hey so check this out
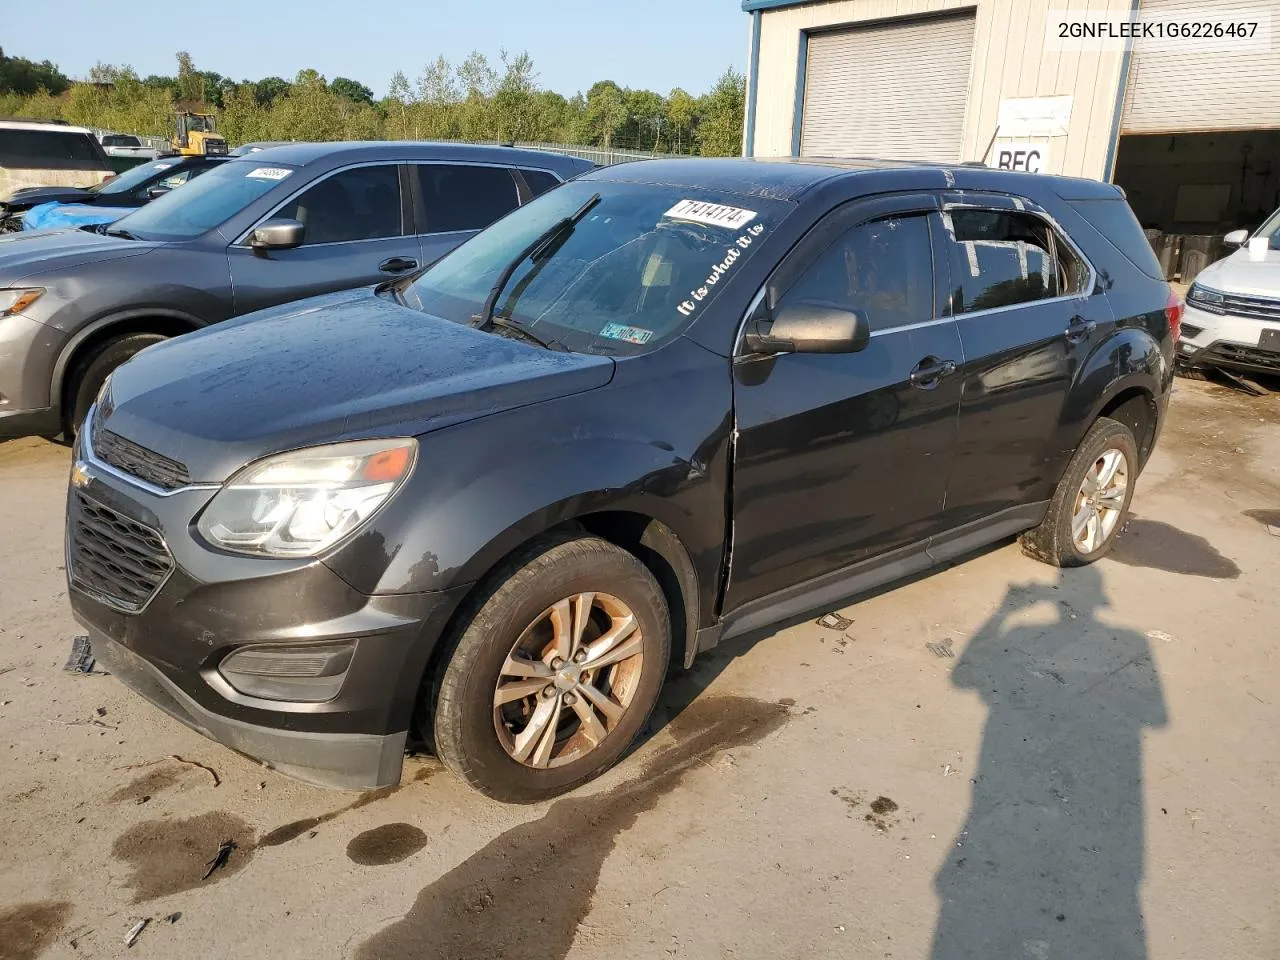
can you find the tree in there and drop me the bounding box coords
[385,70,414,138]
[626,88,666,150]
[330,76,374,105]
[175,51,202,104]
[0,48,70,95]
[696,67,746,157]
[666,87,696,154]
[457,51,496,101]
[585,80,627,148]
[416,56,456,105]
[253,76,291,107]
[492,50,538,142]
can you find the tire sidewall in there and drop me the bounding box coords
[437,539,670,802]
[68,334,167,435]
[1059,420,1138,564]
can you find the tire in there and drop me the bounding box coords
[430,535,670,802]
[1020,416,1138,568]
[65,333,167,437]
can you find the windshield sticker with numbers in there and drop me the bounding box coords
[663,199,758,231]
[245,167,292,181]
[599,322,654,345]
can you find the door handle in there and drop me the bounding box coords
[909,357,957,389]
[1065,315,1097,344]
[379,257,418,273]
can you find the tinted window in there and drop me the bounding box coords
[780,214,934,332]
[113,160,298,240]
[520,169,561,198]
[945,209,1061,313]
[93,158,185,195]
[416,164,518,233]
[102,135,141,147]
[1067,198,1164,280]
[0,129,107,170]
[403,181,792,356]
[276,165,403,245]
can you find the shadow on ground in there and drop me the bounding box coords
[931,564,1166,960]
[1108,517,1240,579]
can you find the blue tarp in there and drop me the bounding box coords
[23,201,134,231]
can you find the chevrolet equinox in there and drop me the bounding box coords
[66,158,1180,801]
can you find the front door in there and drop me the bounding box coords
[229,163,420,315]
[933,195,1113,530]
[726,195,964,610]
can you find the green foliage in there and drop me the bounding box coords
[0,48,749,156]
[0,48,70,97]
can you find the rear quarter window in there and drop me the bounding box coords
[1067,199,1164,281]
[0,129,109,171]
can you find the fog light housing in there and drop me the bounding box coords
[218,641,355,702]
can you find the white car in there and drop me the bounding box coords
[99,134,158,161]
[1179,211,1280,379]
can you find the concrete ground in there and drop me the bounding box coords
[0,378,1277,960]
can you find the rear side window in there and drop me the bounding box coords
[780,214,934,332]
[276,164,404,245]
[520,169,561,199]
[944,209,1069,313]
[0,129,108,170]
[1068,199,1165,280]
[416,164,519,233]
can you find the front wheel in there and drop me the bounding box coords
[65,333,168,438]
[430,536,670,802]
[1020,416,1138,567]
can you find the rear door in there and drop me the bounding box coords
[934,193,1111,531]
[410,163,523,268]
[726,193,965,610]
[228,162,419,315]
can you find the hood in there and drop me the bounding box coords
[23,201,129,232]
[1,185,93,211]
[99,288,616,483]
[0,226,157,284]
[1195,244,1280,298]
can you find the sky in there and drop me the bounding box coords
[5,0,749,98]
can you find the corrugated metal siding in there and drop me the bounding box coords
[1123,0,1280,134]
[800,13,977,160]
[750,0,1134,180]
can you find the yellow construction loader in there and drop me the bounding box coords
[171,112,228,156]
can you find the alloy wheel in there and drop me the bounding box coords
[493,592,645,769]
[1071,447,1129,554]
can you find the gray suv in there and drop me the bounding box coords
[0,142,592,439]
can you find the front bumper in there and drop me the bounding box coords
[1178,303,1280,376]
[66,440,468,790]
[0,313,64,438]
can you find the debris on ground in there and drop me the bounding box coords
[1268,525,1280,538]
[203,840,237,880]
[119,754,221,787]
[164,912,182,924]
[1146,630,1178,643]
[925,638,955,659]
[63,636,98,675]
[124,918,150,948]
[816,612,853,631]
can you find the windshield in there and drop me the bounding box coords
[402,181,791,355]
[112,160,296,240]
[1254,207,1280,248]
[91,158,183,195]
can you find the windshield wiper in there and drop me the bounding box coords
[105,226,140,240]
[472,192,601,332]
[488,315,565,351]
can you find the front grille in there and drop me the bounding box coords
[91,408,190,490]
[1201,293,1280,323]
[68,492,173,612]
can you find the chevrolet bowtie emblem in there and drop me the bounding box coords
[70,461,92,489]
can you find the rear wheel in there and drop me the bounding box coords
[65,333,167,437]
[430,536,670,802]
[1020,416,1137,567]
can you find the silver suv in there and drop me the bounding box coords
[1179,210,1280,379]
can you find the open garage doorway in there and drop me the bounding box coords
[1112,130,1280,283]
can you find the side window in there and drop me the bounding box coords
[416,164,519,233]
[779,214,934,332]
[275,165,403,245]
[945,208,1085,313]
[520,168,561,199]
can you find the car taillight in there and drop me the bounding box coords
[1166,287,1184,344]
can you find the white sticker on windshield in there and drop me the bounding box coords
[676,223,767,317]
[246,166,292,181]
[154,162,175,170]
[664,199,757,231]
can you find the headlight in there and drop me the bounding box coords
[0,288,44,317]
[197,438,417,557]
[1186,283,1224,312]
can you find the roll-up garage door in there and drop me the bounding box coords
[1123,0,1280,133]
[800,12,976,161]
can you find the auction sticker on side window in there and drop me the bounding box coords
[600,322,654,345]
[663,199,757,230]
[245,167,292,181]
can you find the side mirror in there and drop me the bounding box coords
[1224,229,1249,246]
[146,184,172,200]
[745,301,871,356]
[250,218,305,251]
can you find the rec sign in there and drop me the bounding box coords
[993,138,1052,173]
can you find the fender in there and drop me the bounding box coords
[49,305,208,411]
